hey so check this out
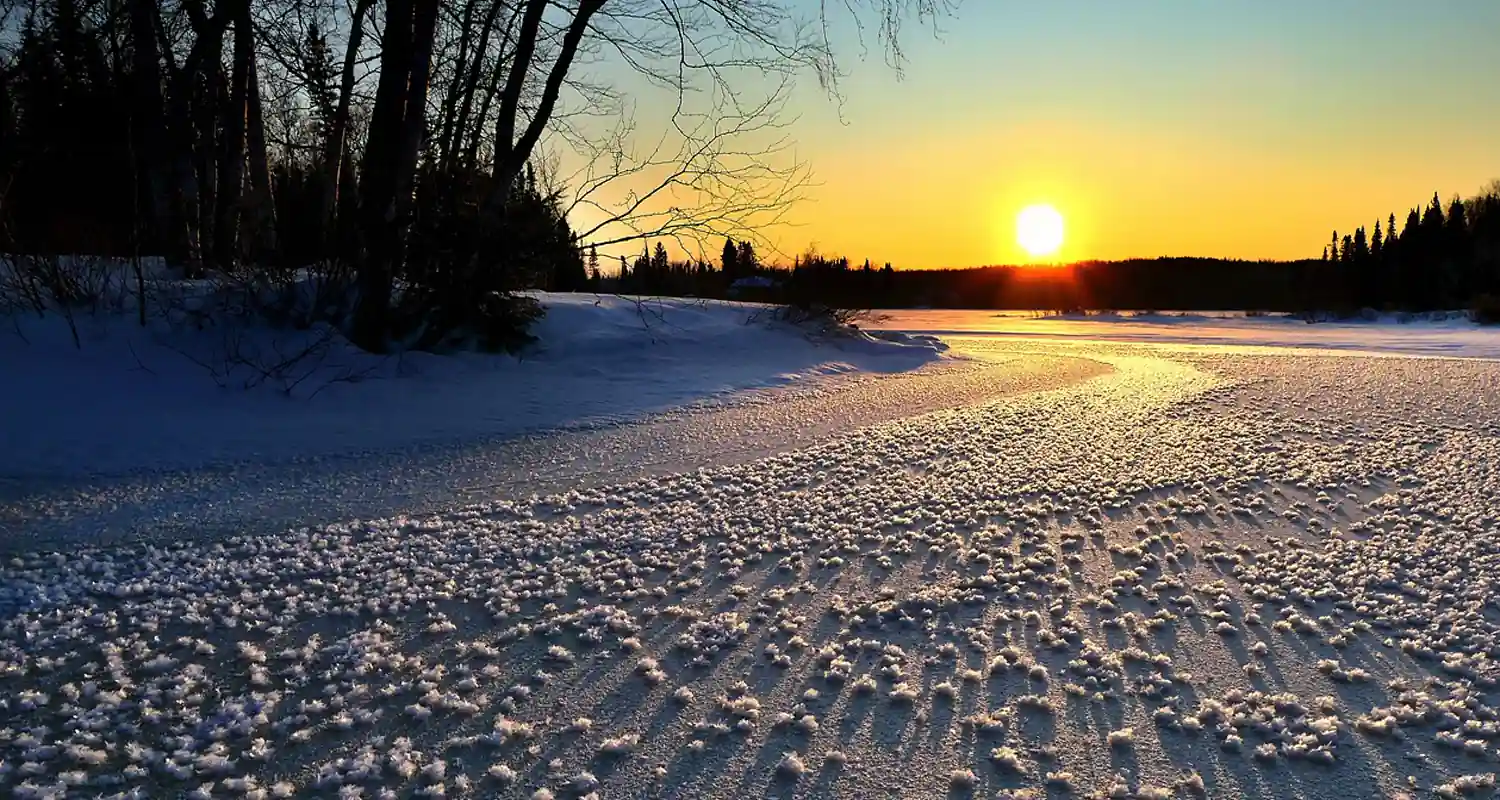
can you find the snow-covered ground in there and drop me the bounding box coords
[1,294,947,480]
[0,295,972,546]
[5,311,1500,799]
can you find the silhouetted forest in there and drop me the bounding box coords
[1320,187,1500,316]
[0,0,609,350]
[1,0,941,352]
[600,250,1341,314]
[612,181,1500,319]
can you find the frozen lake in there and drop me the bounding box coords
[4,308,1500,798]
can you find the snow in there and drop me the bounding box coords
[1,293,945,480]
[7,307,1500,797]
[872,308,1500,359]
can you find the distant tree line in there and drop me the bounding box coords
[680,183,1500,318]
[588,238,906,307]
[1323,185,1500,314]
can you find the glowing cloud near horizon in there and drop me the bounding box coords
[1016,204,1065,259]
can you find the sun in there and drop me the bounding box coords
[1016,204,1065,259]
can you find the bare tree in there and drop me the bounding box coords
[351,0,440,347]
[1,0,952,349]
[490,0,954,257]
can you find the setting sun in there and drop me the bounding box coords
[1016,204,1065,259]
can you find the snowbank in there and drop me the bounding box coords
[0,293,946,480]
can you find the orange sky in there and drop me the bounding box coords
[571,2,1500,269]
[792,119,1498,268]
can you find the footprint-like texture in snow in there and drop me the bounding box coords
[3,340,1500,799]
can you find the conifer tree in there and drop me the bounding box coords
[1423,193,1445,233]
[1446,196,1471,300]
[1403,208,1421,240]
[1400,208,1427,308]
[736,241,757,273]
[721,237,738,278]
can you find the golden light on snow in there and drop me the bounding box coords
[1016,204,1065,259]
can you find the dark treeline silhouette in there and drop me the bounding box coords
[625,185,1500,319]
[610,239,762,297]
[728,256,1335,313]
[1322,185,1500,316]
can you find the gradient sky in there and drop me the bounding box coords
[579,1,1500,268]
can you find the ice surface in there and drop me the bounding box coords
[4,312,1500,798]
[873,309,1500,359]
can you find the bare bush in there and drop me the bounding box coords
[747,301,881,339]
[0,254,386,397]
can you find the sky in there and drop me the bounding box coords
[574,1,1500,269]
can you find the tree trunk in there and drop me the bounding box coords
[127,0,171,253]
[491,0,603,201]
[195,54,223,271]
[215,8,251,268]
[319,0,372,259]
[245,53,276,258]
[352,0,420,349]
[490,0,548,180]
[456,1,520,172]
[435,0,480,173]
[160,0,239,277]
[395,0,440,207]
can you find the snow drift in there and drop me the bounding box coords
[0,292,947,479]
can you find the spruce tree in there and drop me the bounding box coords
[1401,208,1427,309]
[1447,196,1469,238]
[1371,221,1383,260]
[736,241,757,273]
[721,237,737,278]
[303,23,340,139]
[1446,196,1471,300]
[1423,193,1445,233]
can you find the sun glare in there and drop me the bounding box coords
[1016,204,1065,259]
